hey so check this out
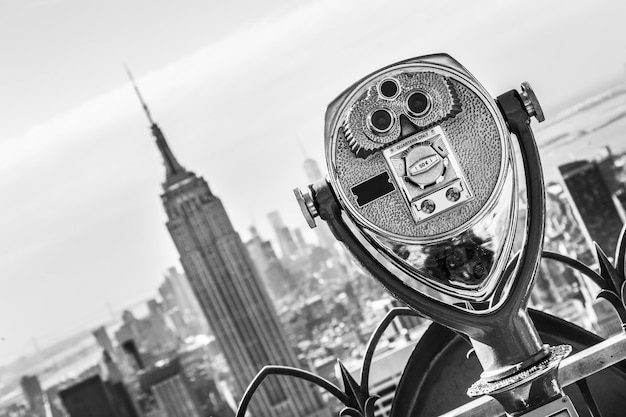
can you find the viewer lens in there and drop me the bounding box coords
[406,91,431,117]
[369,109,394,134]
[379,79,399,99]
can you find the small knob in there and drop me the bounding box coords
[520,82,545,123]
[294,187,318,228]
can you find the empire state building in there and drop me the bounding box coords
[129,74,326,417]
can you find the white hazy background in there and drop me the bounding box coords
[0,0,625,363]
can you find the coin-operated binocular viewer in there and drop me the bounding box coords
[237,54,626,417]
[293,53,576,416]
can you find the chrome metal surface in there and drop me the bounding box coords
[366,107,397,134]
[377,77,401,100]
[439,333,626,417]
[320,54,520,310]
[312,81,549,371]
[404,89,433,118]
[519,396,578,417]
[293,186,318,228]
[520,82,545,123]
[381,126,473,224]
[311,54,549,372]
[468,345,571,415]
[559,331,626,385]
[479,345,551,384]
[370,166,516,303]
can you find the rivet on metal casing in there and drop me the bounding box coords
[293,187,318,228]
[520,82,545,123]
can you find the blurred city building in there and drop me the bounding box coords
[59,373,138,417]
[140,358,202,417]
[159,267,211,339]
[115,303,179,364]
[532,185,595,307]
[303,157,324,184]
[527,181,624,337]
[93,326,121,363]
[177,344,234,417]
[44,386,69,417]
[267,210,302,260]
[344,338,420,417]
[19,376,45,417]
[119,338,147,372]
[559,149,625,259]
[246,226,296,300]
[590,299,625,337]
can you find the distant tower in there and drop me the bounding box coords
[267,210,300,259]
[303,157,324,183]
[20,375,45,417]
[92,326,120,363]
[246,226,296,299]
[128,70,326,417]
[140,358,203,417]
[559,156,624,258]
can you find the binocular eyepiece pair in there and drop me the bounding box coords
[362,80,431,135]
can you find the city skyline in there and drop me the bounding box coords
[1,0,626,365]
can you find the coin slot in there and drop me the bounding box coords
[351,172,396,207]
[431,136,449,158]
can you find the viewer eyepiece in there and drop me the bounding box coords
[378,78,400,100]
[405,90,431,117]
[367,108,395,134]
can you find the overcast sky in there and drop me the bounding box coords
[0,0,625,363]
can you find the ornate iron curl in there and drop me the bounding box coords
[541,250,604,289]
[594,225,626,327]
[235,307,420,417]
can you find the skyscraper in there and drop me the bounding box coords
[59,374,138,417]
[140,358,203,417]
[115,305,179,363]
[267,210,301,259]
[246,226,295,300]
[93,326,119,361]
[303,157,324,184]
[20,375,45,417]
[129,72,326,417]
[559,156,624,258]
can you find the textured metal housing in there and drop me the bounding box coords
[324,54,517,303]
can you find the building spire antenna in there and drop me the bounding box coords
[125,64,186,182]
[125,64,155,125]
